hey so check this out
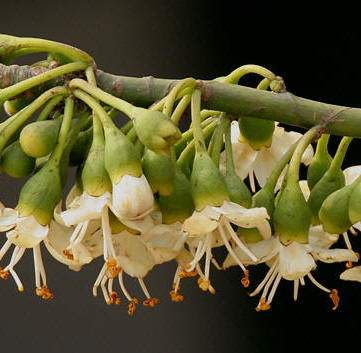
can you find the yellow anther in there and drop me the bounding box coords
[110,291,121,305]
[346,261,354,269]
[105,258,121,279]
[18,286,24,292]
[197,277,210,292]
[241,269,250,288]
[179,267,197,278]
[329,289,340,311]
[143,298,160,307]
[170,290,184,303]
[128,298,139,316]
[36,285,54,300]
[255,298,271,312]
[0,269,9,280]
[62,249,74,260]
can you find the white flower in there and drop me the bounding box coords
[0,203,52,298]
[220,122,313,192]
[223,226,357,311]
[111,174,154,221]
[182,200,271,292]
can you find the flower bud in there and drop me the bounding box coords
[69,127,92,166]
[132,107,182,157]
[158,166,195,224]
[224,173,252,208]
[273,178,311,245]
[0,140,35,178]
[190,150,229,211]
[4,97,34,116]
[348,179,361,224]
[319,183,355,234]
[19,119,61,158]
[142,149,175,196]
[238,116,275,150]
[307,167,345,225]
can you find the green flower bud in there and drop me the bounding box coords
[224,173,252,208]
[237,227,263,244]
[307,134,332,191]
[238,116,275,150]
[16,159,62,225]
[190,150,229,211]
[0,34,18,61]
[0,140,35,178]
[319,183,356,234]
[273,178,311,245]
[348,179,361,224]
[104,123,142,183]
[69,127,92,166]
[307,167,345,225]
[4,96,35,116]
[19,119,61,158]
[142,149,175,196]
[158,166,195,224]
[132,107,182,157]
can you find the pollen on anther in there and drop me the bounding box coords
[241,269,250,288]
[197,277,210,292]
[329,289,340,311]
[0,269,9,280]
[170,290,184,302]
[143,298,160,307]
[128,298,139,316]
[255,298,271,312]
[62,249,74,260]
[110,291,121,305]
[105,258,121,279]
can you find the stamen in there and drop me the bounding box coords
[93,263,107,296]
[102,208,117,260]
[306,273,330,293]
[118,270,132,302]
[343,232,352,250]
[346,252,360,268]
[170,290,184,302]
[62,249,74,260]
[36,285,53,300]
[329,289,340,310]
[300,277,305,286]
[197,277,211,292]
[109,291,121,305]
[204,242,212,282]
[293,279,299,301]
[266,273,282,305]
[211,257,223,270]
[69,223,83,244]
[186,237,207,272]
[0,268,9,279]
[195,263,216,294]
[249,259,278,297]
[101,275,111,305]
[224,221,258,262]
[241,269,250,288]
[178,267,198,278]
[128,298,139,316]
[255,297,271,312]
[138,278,160,307]
[350,226,358,236]
[0,240,12,261]
[105,258,121,278]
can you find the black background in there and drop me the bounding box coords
[0,2,359,353]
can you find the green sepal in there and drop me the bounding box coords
[348,179,361,224]
[307,167,345,225]
[104,124,142,183]
[273,179,311,245]
[319,183,356,234]
[238,116,275,150]
[19,118,61,158]
[307,134,332,191]
[16,159,62,225]
[224,172,252,208]
[158,166,195,224]
[252,185,275,232]
[142,148,175,196]
[190,150,229,211]
[132,107,182,157]
[0,140,35,178]
[69,127,93,166]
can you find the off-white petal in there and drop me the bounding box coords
[7,216,49,248]
[340,266,361,282]
[0,207,18,231]
[343,166,361,185]
[183,212,218,236]
[278,242,316,280]
[311,247,358,263]
[176,248,194,267]
[112,174,154,221]
[299,180,310,201]
[66,185,82,209]
[308,225,339,249]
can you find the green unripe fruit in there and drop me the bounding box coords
[190,150,229,211]
[132,107,182,157]
[224,173,252,208]
[158,166,195,224]
[319,183,355,234]
[307,167,345,225]
[16,159,62,225]
[238,116,275,150]
[307,134,332,191]
[20,119,61,158]
[273,180,311,245]
[348,179,361,224]
[1,141,35,178]
[237,227,263,244]
[69,127,92,166]
[142,149,175,196]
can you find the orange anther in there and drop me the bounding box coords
[241,270,250,288]
[62,249,74,260]
[329,289,340,311]
[105,258,121,279]
[346,261,353,269]
[110,291,121,305]
[255,298,271,312]
[197,277,210,292]
[170,290,184,302]
[0,269,9,280]
[356,252,360,260]
[143,298,160,307]
[128,298,139,316]
[179,267,198,278]
[36,285,54,300]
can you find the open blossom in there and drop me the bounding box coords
[0,202,52,299]
[220,122,313,191]
[182,200,271,292]
[223,226,357,311]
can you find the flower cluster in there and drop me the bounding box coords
[1,35,361,315]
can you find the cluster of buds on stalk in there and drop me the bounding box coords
[0,34,360,315]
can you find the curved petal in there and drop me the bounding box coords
[183,212,218,236]
[0,207,18,232]
[340,266,361,282]
[343,166,361,185]
[308,225,339,249]
[311,247,358,263]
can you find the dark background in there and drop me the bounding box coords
[0,2,359,353]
